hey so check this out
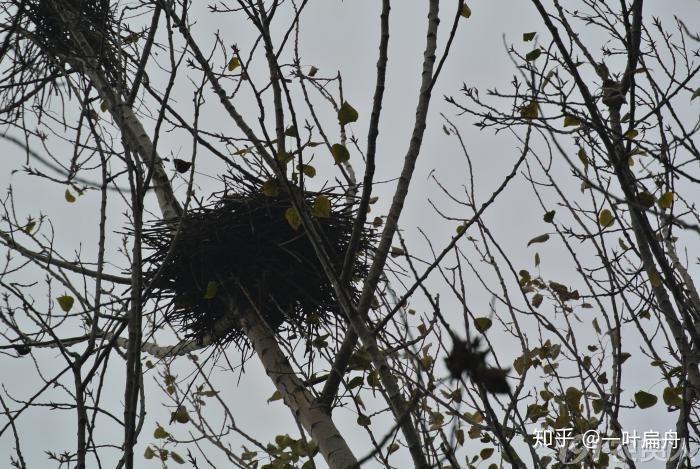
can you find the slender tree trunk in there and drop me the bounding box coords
[234,302,359,469]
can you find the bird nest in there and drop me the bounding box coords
[143,187,374,345]
[28,0,114,54]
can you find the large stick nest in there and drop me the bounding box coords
[143,187,374,345]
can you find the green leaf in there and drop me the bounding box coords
[348,376,364,389]
[312,195,331,218]
[525,49,542,62]
[663,387,683,407]
[357,414,371,426]
[634,391,658,409]
[170,451,185,464]
[308,66,319,77]
[519,100,539,119]
[284,125,298,137]
[65,189,76,203]
[691,88,700,101]
[523,32,536,41]
[460,4,472,18]
[366,370,380,388]
[331,143,350,164]
[480,447,495,459]
[285,207,302,230]
[565,387,583,409]
[203,281,218,299]
[657,191,675,210]
[474,317,492,333]
[527,233,550,246]
[637,191,655,208]
[57,295,74,312]
[543,210,555,223]
[598,209,615,228]
[154,426,169,439]
[337,101,359,125]
[563,115,581,127]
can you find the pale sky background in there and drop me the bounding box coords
[1,0,699,467]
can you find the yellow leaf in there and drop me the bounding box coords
[153,426,169,439]
[647,269,662,288]
[519,100,538,119]
[563,115,581,127]
[460,4,472,18]
[390,246,405,257]
[261,180,279,197]
[276,151,293,165]
[285,207,302,230]
[57,295,74,312]
[657,191,675,210]
[474,317,492,333]
[331,143,350,164]
[65,189,76,203]
[312,195,331,218]
[203,281,218,299]
[171,406,190,424]
[624,129,638,139]
[268,390,282,402]
[23,219,36,234]
[299,164,316,178]
[337,101,359,125]
[227,56,240,71]
[598,209,615,228]
[577,148,589,168]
